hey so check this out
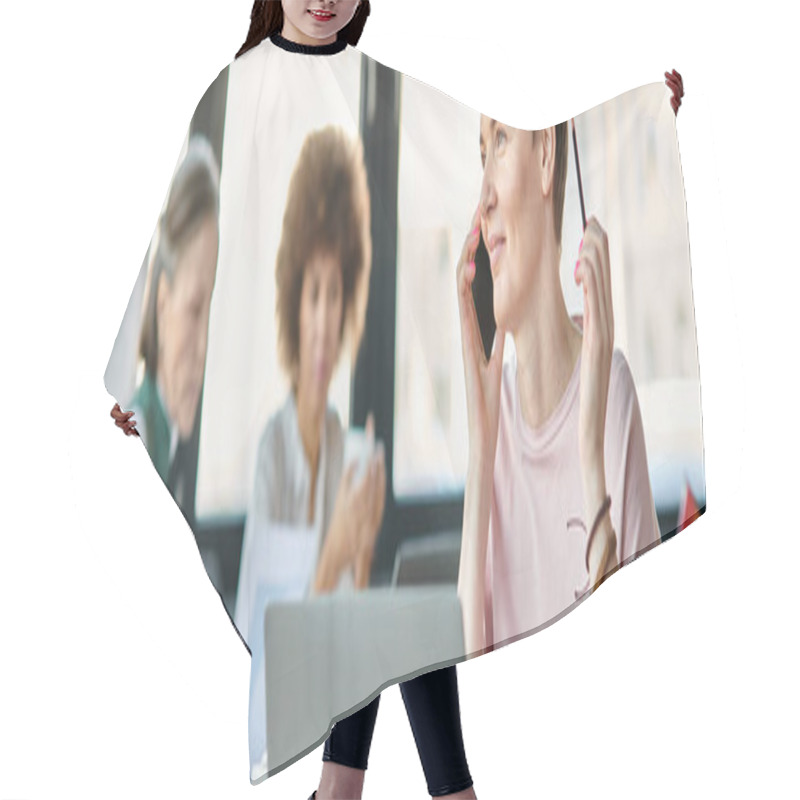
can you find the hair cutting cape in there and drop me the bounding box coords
[104,33,705,784]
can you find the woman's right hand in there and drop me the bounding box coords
[456,204,506,467]
[456,204,504,655]
[110,403,139,437]
[323,443,383,586]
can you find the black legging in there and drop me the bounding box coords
[323,664,473,797]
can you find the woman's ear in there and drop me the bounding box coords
[540,126,557,199]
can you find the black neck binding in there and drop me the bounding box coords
[270,32,348,56]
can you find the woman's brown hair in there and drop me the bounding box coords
[235,1,371,59]
[139,135,220,377]
[275,125,372,390]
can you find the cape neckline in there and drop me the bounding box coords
[269,31,348,56]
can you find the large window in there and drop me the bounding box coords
[177,59,704,603]
[195,58,363,518]
[393,75,484,498]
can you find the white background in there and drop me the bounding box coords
[1,1,797,797]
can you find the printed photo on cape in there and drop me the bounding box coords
[104,38,705,781]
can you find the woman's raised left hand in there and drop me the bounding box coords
[574,215,614,482]
[575,216,619,590]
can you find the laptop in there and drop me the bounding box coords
[262,584,465,775]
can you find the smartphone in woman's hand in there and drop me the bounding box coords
[471,231,496,361]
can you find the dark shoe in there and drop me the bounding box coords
[307,792,316,800]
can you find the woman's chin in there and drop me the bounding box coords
[305,376,331,408]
